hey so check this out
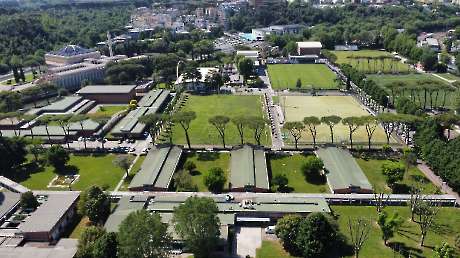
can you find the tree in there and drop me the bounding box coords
[303,116,321,148]
[118,210,171,258]
[420,48,438,71]
[46,145,69,171]
[272,174,289,192]
[347,217,371,258]
[173,111,196,149]
[433,243,454,258]
[377,113,400,145]
[174,170,198,192]
[247,116,267,146]
[27,138,44,163]
[70,115,88,150]
[237,57,254,83]
[183,160,196,174]
[113,155,131,178]
[79,186,110,225]
[232,115,249,145]
[373,192,389,213]
[414,202,439,246]
[0,136,27,174]
[377,211,403,245]
[296,213,345,258]
[209,115,230,148]
[91,232,118,258]
[173,196,220,258]
[77,226,107,258]
[342,116,362,149]
[301,156,324,181]
[401,148,417,174]
[37,115,53,144]
[204,167,226,193]
[139,114,160,143]
[362,116,378,150]
[19,191,39,210]
[53,114,72,149]
[295,78,302,89]
[284,121,304,149]
[275,214,303,255]
[381,162,405,188]
[321,116,342,144]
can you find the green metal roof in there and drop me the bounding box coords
[316,147,373,192]
[138,89,163,107]
[129,145,182,189]
[104,196,146,232]
[30,96,83,114]
[230,145,269,190]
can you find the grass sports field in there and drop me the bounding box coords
[267,64,338,90]
[281,96,391,145]
[367,74,457,109]
[171,95,271,146]
[332,50,409,73]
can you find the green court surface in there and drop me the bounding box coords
[268,154,329,193]
[332,50,410,73]
[267,64,337,90]
[281,96,391,145]
[177,152,230,192]
[171,95,271,146]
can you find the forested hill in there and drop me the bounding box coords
[0,6,131,68]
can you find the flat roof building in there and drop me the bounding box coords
[0,192,21,224]
[316,147,373,194]
[230,145,269,192]
[129,145,183,191]
[77,85,137,104]
[105,195,147,232]
[297,41,322,56]
[236,50,260,60]
[0,177,29,194]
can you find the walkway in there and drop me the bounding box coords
[417,161,460,204]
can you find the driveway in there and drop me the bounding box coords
[234,227,262,258]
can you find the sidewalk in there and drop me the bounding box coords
[417,161,460,205]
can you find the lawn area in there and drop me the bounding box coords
[367,74,457,109]
[176,151,230,192]
[268,154,329,193]
[93,105,127,117]
[281,96,392,145]
[14,154,132,191]
[170,95,271,146]
[333,206,460,258]
[0,72,35,86]
[256,240,298,258]
[332,50,410,73]
[267,64,338,90]
[355,158,438,194]
[69,216,90,239]
[119,155,146,191]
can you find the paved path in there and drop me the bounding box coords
[260,71,284,150]
[234,227,262,258]
[431,73,456,84]
[417,161,460,204]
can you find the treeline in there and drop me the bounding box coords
[414,118,460,192]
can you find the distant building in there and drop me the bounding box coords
[45,45,101,67]
[297,41,322,55]
[334,45,359,51]
[252,24,303,40]
[249,0,285,7]
[77,85,137,104]
[236,50,260,60]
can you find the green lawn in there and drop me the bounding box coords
[356,158,438,194]
[177,152,230,192]
[0,72,35,86]
[332,50,410,73]
[435,73,460,82]
[94,105,127,117]
[69,216,90,239]
[333,206,460,258]
[256,240,298,258]
[281,96,392,145]
[170,95,271,146]
[268,154,329,193]
[267,64,338,90]
[14,154,132,191]
[119,155,146,191]
[367,74,457,109]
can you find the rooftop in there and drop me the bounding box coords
[316,147,373,192]
[230,145,269,190]
[0,176,30,194]
[138,89,170,107]
[48,45,96,57]
[104,196,147,232]
[0,191,20,221]
[19,192,79,233]
[77,85,137,94]
[297,41,323,49]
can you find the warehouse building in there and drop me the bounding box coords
[230,145,269,192]
[129,145,183,191]
[77,85,137,104]
[316,147,373,194]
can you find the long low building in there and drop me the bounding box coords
[230,145,269,192]
[77,85,137,104]
[129,145,183,191]
[138,89,170,107]
[316,147,373,194]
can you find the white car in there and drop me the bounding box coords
[265,226,276,234]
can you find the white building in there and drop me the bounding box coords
[175,67,220,91]
[251,24,303,40]
[45,45,101,67]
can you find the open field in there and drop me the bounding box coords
[177,152,230,192]
[13,154,131,191]
[333,206,460,258]
[170,95,271,146]
[367,74,457,109]
[356,158,438,194]
[268,154,329,193]
[93,105,127,117]
[332,50,410,73]
[281,96,392,145]
[267,64,338,90]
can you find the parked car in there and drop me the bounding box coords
[265,226,276,234]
